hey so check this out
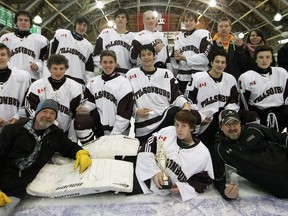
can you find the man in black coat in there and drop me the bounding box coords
[211,109,288,200]
[0,99,92,216]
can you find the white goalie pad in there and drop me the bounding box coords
[26,158,134,198]
[52,135,140,165]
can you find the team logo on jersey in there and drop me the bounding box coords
[253,86,283,103]
[249,80,256,86]
[129,74,137,79]
[60,34,68,37]
[37,87,46,94]
[199,82,206,87]
[0,96,20,107]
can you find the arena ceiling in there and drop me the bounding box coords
[1,0,288,51]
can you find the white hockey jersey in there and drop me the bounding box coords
[0,33,48,80]
[25,77,83,132]
[136,126,214,202]
[51,29,94,84]
[171,29,212,82]
[93,28,134,74]
[0,67,31,122]
[130,30,169,67]
[185,71,239,133]
[126,67,187,137]
[85,74,133,135]
[238,67,288,110]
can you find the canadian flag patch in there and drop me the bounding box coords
[37,87,46,94]
[129,74,137,79]
[199,82,206,87]
[159,135,167,141]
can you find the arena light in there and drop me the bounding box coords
[209,0,217,7]
[274,0,282,21]
[274,12,282,21]
[33,15,42,24]
[107,20,113,27]
[96,1,104,9]
[238,32,245,39]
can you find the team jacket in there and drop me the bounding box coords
[185,71,239,133]
[84,73,133,135]
[238,67,288,110]
[130,30,169,68]
[126,67,188,137]
[0,67,31,123]
[171,29,212,82]
[93,28,135,74]
[211,123,288,199]
[136,126,214,202]
[0,121,82,199]
[51,29,94,84]
[0,32,48,80]
[25,77,83,132]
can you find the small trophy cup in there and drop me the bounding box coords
[156,140,172,189]
[225,164,238,186]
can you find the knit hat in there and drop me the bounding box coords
[219,110,240,124]
[35,99,58,118]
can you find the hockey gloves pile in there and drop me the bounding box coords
[74,150,92,173]
[0,191,12,206]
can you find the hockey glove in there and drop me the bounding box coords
[0,191,12,206]
[74,150,92,173]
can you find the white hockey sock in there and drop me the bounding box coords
[75,129,95,145]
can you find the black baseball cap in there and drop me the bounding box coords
[219,110,240,124]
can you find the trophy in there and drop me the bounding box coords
[225,164,238,186]
[156,140,172,189]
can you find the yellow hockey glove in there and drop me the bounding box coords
[0,191,12,206]
[74,150,92,173]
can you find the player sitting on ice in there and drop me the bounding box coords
[135,110,214,202]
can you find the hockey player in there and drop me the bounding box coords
[136,110,214,202]
[25,54,83,141]
[0,10,48,81]
[211,109,288,200]
[126,44,196,145]
[0,43,31,132]
[50,16,94,85]
[74,50,133,144]
[0,99,92,216]
[130,10,169,68]
[185,50,239,149]
[171,11,212,93]
[238,45,288,132]
[93,8,134,76]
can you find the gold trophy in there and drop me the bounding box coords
[156,140,172,189]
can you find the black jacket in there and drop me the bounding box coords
[211,123,288,199]
[0,120,82,198]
